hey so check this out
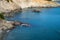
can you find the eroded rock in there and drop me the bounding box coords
[0,0,60,13]
[0,20,30,40]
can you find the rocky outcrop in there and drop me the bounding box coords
[0,0,20,13]
[0,20,13,40]
[12,0,60,8]
[0,20,30,40]
[0,0,60,13]
[0,20,30,30]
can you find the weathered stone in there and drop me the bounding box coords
[0,0,60,13]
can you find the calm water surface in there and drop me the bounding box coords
[5,8,60,40]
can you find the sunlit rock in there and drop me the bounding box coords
[0,0,60,12]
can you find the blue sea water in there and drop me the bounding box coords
[5,8,60,40]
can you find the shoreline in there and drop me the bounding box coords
[0,0,60,40]
[0,7,60,40]
[0,20,30,40]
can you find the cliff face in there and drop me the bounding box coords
[13,0,60,8]
[0,0,60,12]
[0,0,20,12]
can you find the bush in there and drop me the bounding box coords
[0,13,5,20]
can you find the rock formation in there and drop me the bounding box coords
[0,0,60,13]
[0,0,60,40]
[0,20,30,40]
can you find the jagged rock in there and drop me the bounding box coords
[0,20,30,30]
[0,20,30,40]
[32,9,40,13]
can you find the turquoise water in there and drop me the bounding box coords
[6,8,60,40]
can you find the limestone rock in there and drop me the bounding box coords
[0,0,60,12]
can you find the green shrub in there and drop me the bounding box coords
[0,13,5,20]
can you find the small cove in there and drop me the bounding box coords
[5,8,60,40]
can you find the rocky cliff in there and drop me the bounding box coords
[0,0,60,40]
[0,0,60,12]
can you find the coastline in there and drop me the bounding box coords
[0,0,60,40]
[0,0,60,13]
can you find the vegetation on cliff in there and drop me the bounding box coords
[0,12,5,20]
[6,0,13,2]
